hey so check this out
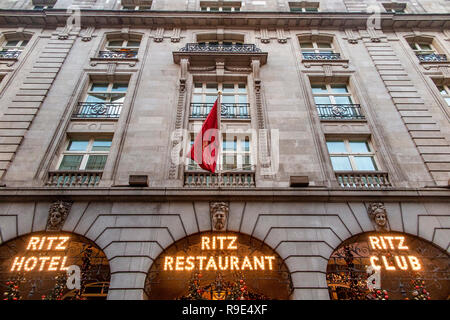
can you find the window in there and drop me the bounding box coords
[85,82,128,103]
[437,85,450,107]
[33,5,53,9]
[300,42,334,54]
[382,3,406,13]
[311,84,354,105]
[122,5,151,10]
[58,138,112,171]
[326,140,378,171]
[289,1,319,12]
[105,39,141,51]
[409,42,435,56]
[1,39,29,52]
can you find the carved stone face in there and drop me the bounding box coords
[50,207,63,227]
[368,203,388,230]
[212,210,226,231]
[374,212,387,227]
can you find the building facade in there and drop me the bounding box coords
[0,0,449,300]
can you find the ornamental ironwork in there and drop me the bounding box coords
[97,50,138,59]
[302,52,342,60]
[0,50,21,59]
[416,53,448,62]
[179,43,262,53]
[73,102,122,118]
[316,104,365,120]
[190,103,250,119]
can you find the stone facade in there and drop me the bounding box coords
[0,0,449,300]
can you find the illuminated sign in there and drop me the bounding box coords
[368,235,421,271]
[163,235,276,271]
[10,236,70,272]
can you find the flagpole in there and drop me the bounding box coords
[217,90,222,187]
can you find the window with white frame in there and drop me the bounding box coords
[0,39,29,52]
[84,82,128,103]
[409,42,436,55]
[105,38,141,52]
[437,85,450,107]
[326,140,378,171]
[289,2,319,12]
[382,2,406,13]
[58,138,112,171]
[311,84,355,105]
[300,41,334,54]
[200,1,241,12]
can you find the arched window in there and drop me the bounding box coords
[0,32,32,59]
[405,36,448,62]
[144,232,292,300]
[97,33,143,59]
[0,232,110,300]
[326,232,450,300]
[298,34,342,61]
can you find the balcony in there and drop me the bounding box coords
[190,103,250,119]
[302,52,342,61]
[72,102,122,119]
[184,171,255,188]
[335,171,392,188]
[97,50,138,59]
[46,171,102,187]
[416,53,448,62]
[0,49,21,59]
[173,43,267,67]
[316,104,365,120]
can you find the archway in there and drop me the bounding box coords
[326,232,450,300]
[0,232,110,300]
[144,232,292,300]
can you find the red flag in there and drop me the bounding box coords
[188,99,220,173]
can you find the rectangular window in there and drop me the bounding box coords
[437,84,450,107]
[58,138,112,171]
[312,83,354,105]
[326,139,378,171]
[85,81,128,103]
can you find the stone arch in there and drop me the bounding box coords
[0,230,110,300]
[143,231,293,300]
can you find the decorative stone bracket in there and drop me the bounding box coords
[46,200,73,231]
[367,202,390,232]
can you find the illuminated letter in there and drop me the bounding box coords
[227,236,238,250]
[212,236,216,250]
[26,237,41,251]
[230,256,239,270]
[196,256,207,270]
[396,237,408,250]
[369,236,382,250]
[10,257,25,272]
[395,256,408,270]
[24,257,38,271]
[206,256,218,270]
[370,256,381,271]
[46,237,58,250]
[241,256,253,270]
[38,257,50,271]
[55,237,69,250]
[382,256,396,270]
[265,256,275,270]
[217,236,226,250]
[201,237,210,250]
[218,256,229,270]
[254,256,265,270]
[38,237,46,250]
[60,256,68,271]
[408,256,421,270]
[164,256,174,271]
[379,237,387,250]
[384,236,395,250]
[175,256,185,271]
[185,257,195,271]
[48,256,61,271]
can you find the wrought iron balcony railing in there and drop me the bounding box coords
[184,171,255,188]
[0,49,21,59]
[335,171,392,188]
[179,43,262,53]
[302,52,342,60]
[46,171,102,187]
[73,102,122,119]
[97,50,138,59]
[316,104,365,120]
[190,103,250,119]
[416,53,448,62]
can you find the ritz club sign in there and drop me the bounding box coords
[163,235,276,272]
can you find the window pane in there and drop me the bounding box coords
[92,140,112,151]
[238,84,247,93]
[222,95,234,104]
[349,141,370,153]
[420,44,432,50]
[59,155,83,170]
[67,140,89,151]
[330,156,352,171]
[314,96,331,104]
[192,94,202,103]
[110,95,125,103]
[86,94,107,103]
[326,141,347,153]
[206,83,218,93]
[334,96,352,104]
[222,84,234,93]
[112,83,128,92]
[194,83,203,92]
[126,41,140,47]
[223,155,236,170]
[21,40,29,47]
[5,40,19,47]
[437,86,446,95]
[409,43,416,50]
[331,84,348,93]
[107,41,123,47]
[353,156,377,171]
[242,155,251,170]
[238,95,247,103]
[223,140,236,151]
[205,95,217,104]
[318,43,332,48]
[243,138,250,152]
[445,97,450,106]
[311,84,327,93]
[305,7,318,12]
[85,155,108,170]
[91,83,109,92]
[300,42,314,48]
